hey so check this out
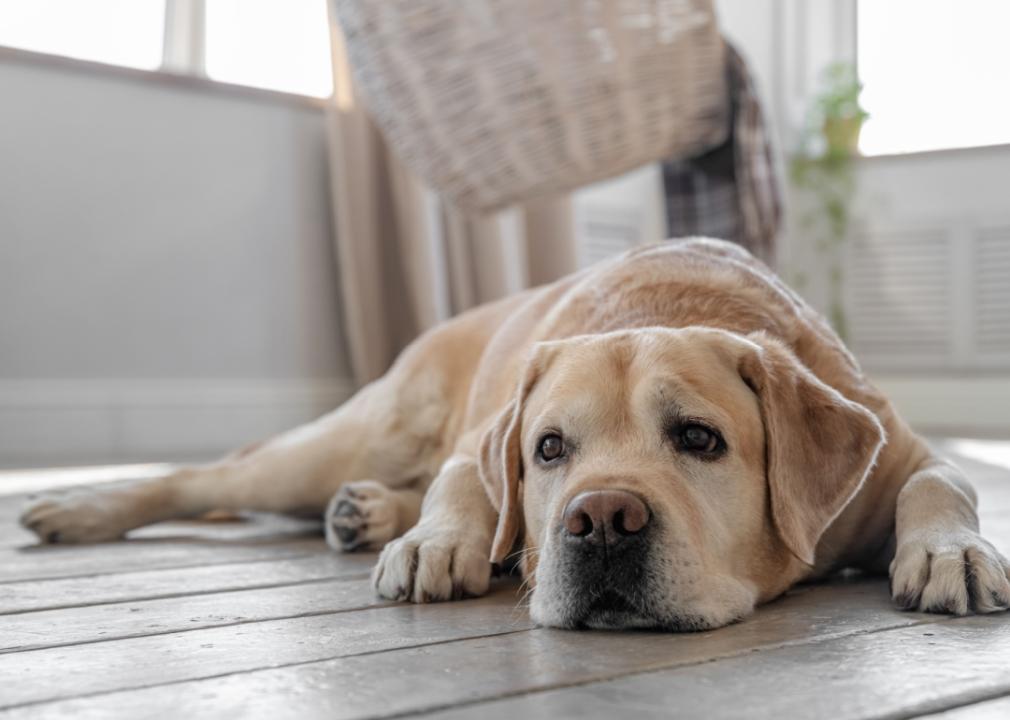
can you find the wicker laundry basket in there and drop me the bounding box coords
[333,0,729,211]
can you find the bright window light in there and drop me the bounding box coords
[204,0,333,98]
[0,0,166,70]
[858,0,1010,155]
[947,439,1010,473]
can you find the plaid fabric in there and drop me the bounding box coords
[662,41,782,266]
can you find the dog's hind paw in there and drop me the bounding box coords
[20,490,133,544]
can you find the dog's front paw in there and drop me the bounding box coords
[20,490,134,544]
[324,480,401,552]
[372,521,491,603]
[890,531,1010,615]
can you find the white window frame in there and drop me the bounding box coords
[773,0,858,155]
[775,0,1010,159]
[162,0,207,77]
[0,0,329,104]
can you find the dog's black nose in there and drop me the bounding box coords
[562,490,650,547]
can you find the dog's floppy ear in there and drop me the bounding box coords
[739,332,886,566]
[478,344,558,565]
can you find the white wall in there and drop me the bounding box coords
[0,53,353,467]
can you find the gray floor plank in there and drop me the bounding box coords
[0,583,530,708]
[416,614,1010,720]
[1,520,49,549]
[0,580,946,718]
[0,577,390,652]
[0,536,328,583]
[0,447,1007,718]
[0,552,375,614]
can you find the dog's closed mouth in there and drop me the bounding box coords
[564,588,716,632]
[587,590,635,614]
[571,590,654,630]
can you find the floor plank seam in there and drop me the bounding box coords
[0,611,957,713]
[0,627,537,712]
[366,615,962,720]
[0,548,324,585]
[882,685,1010,720]
[0,571,373,616]
[0,595,402,655]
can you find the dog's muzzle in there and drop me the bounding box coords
[553,489,656,628]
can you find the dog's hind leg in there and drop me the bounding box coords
[19,358,454,545]
[19,295,520,545]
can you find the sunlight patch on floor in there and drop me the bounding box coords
[947,439,1010,472]
[0,463,176,496]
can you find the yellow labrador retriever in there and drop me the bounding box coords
[20,239,1010,630]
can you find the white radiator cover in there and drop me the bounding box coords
[576,204,645,268]
[846,220,1010,372]
[573,208,1010,376]
[573,164,666,268]
[977,226,1010,357]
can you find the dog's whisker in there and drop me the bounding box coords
[504,545,538,566]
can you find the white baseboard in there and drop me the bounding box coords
[873,375,1010,439]
[0,378,357,468]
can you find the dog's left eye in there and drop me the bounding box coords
[673,423,724,456]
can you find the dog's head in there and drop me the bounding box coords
[479,327,884,630]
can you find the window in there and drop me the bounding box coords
[858,0,1010,155]
[204,0,333,98]
[0,0,166,70]
[0,0,333,98]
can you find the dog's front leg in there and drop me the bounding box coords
[372,454,496,602]
[890,456,1010,614]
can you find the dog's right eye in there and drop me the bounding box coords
[537,433,566,463]
[671,422,725,458]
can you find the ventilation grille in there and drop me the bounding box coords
[577,206,643,268]
[846,223,1010,370]
[847,229,952,362]
[976,227,1010,356]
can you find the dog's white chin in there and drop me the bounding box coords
[579,609,667,630]
[531,602,742,632]
[529,577,758,632]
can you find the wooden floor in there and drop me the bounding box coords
[2,442,1010,719]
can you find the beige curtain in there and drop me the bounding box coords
[326,12,578,386]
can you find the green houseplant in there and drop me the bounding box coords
[790,62,869,339]
[817,63,870,157]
